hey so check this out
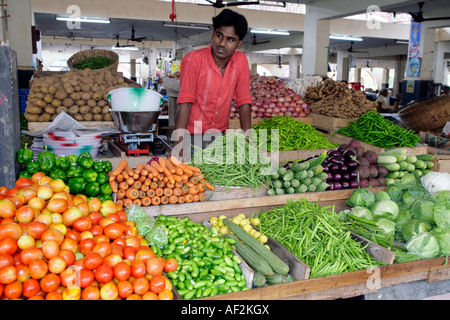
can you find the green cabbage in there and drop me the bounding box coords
[432,227,450,256]
[346,188,375,208]
[432,192,450,229]
[401,187,430,209]
[402,218,432,242]
[350,206,374,220]
[385,185,405,203]
[405,232,440,259]
[375,191,391,201]
[370,200,399,220]
[411,200,435,225]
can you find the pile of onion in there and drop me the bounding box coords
[230,74,310,119]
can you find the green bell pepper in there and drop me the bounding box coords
[96,172,109,185]
[97,194,113,203]
[17,143,34,164]
[49,169,67,181]
[85,182,100,197]
[68,154,78,164]
[100,183,113,195]
[38,146,56,171]
[19,171,32,179]
[93,160,106,172]
[77,151,94,169]
[66,164,83,178]
[103,160,113,173]
[68,178,86,195]
[26,159,41,174]
[56,156,70,171]
[82,169,98,183]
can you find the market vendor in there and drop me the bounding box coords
[171,9,252,161]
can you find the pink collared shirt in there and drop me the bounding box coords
[177,45,252,134]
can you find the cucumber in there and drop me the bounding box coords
[416,154,434,161]
[413,159,426,169]
[252,271,267,287]
[406,155,417,163]
[377,155,398,164]
[425,161,434,169]
[398,161,408,170]
[383,163,401,171]
[380,148,407,156]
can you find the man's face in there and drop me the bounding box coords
[211,25,242,61]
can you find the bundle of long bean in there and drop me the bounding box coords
[335,110,420,148]
[257,199,384,278]
[192,132,273,193]
[252,116,338,151]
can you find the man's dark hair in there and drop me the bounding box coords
[212,9,248,41]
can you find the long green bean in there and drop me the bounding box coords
[257,199,384,278]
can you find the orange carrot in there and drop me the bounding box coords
[116,199,123,207]
[150,181,158,190]
[146,189,156,198]
[160,196,169,205]
[132,181,142,190]
[118,181,129,190]
[122,170,129,180]
[133,173,139,180]
[163,188,173,197]
[132,199,141,206]
[144,164,159,177]
[109,180,118,194]
[178,196,186,204]
[112,160,128,176]
[198,184,206,193]
[171,175,182,183]
[151,196,161,206]
[139,190,146,199]
[140,184,149,192]
[155,187,164,197]
[188,185,199,195]
[141,197,151,207]
[169,156,183,167]
[193,194,200,202]
[189,176,199,184]
[198,193,207,202]
[165,160,176,174]
[135,163,144,175]
[151,161,163,173]
[125,188,139,200]
[169,196,178,204]
[165,181,175,189]
[123,198,133,208]
[126,177,135,186]
[183,163,201,173]
[138,175,146,183]
[140,169,149,177]
[199,178,214,190]
[184,194,194,203]
[116,174,124,183]
[173,188,182,197]
[144,178,152,186]
[125,167,134,176]
[117,189,126,200]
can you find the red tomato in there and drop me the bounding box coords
[42,240,60,260]
[164,258,178,273]
[123,246,136,261]
[92,242,111,258]
[0,283,3,297]
[14,205,35,224]
[48,256,66,274]
[107,213,120,223]
[81,285,100,300]
[90,225,103,237]
[142,291,159,300]
[133,277,149,295]
[99,281,118,300]
[0,265,17,284]
[88,212,103,225]
[29,259,48,279]
[113,261,131,282]
[59,237,78,253]
[145,257,164,277]
[103,223,124,240]
[22,278,40,297]
[16,264,30,282]
[79,238,95,256]
[45,291,62,300]
[41,229,64,245]
[25,221,48,240]
[115,211,127,223]
[20,247,44,265]
[0,199,16,219]
[39,273,60,293]
[117,280,133,299]
[4,280,22,299]
[83,252,103,270]
[149,275,166,294]
[79,268,95,288]
[102,254,122,268]
[94,264,113,284]
[0,223,22,241]
[130,260,146,279]
[59,268,76,288]
[58,249,76,267]
[64,229,81,244]
[72,217,92,233]
[112,237,126,249]
[0,253,14,269]
[135,249,156,263]
[15,177,34,189]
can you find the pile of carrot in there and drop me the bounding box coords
[108,156,215,208]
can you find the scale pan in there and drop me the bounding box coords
[111,111,160,132]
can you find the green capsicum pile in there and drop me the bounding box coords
[16,146,113,202]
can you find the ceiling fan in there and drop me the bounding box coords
[113,35,135,48]
[347,41,367,54]
[251,35,270,45]
[201,0,260,8]
[408,2,450,23]
[128,25,147,42]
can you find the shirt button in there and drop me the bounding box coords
[218,98,220,101]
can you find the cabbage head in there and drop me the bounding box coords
[401,187,430,209]
[395,210,412,238]
[350,206,374,221]
[405,232,440,259]
[411,200,435,225]
[402,218,432,242]
[432,191,450,229]
[375,191,391,201]
[370,200,399,220]
[376,218,396,236]
[433,227,450,256]
[385,185,405,203]
[346,188,375,208]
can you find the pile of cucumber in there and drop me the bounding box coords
[377,148,434,185]
[267,151,329,195]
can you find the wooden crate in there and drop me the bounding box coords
[27,121,116,133]
[228,116,313,130]
[310,113,358,132]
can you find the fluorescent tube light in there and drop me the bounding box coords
[163,22,210,30]
[329,34,363,41]
[56,15,110,24]
[395,40,409,44]
[111,46,139,51]
[250,29,290,35]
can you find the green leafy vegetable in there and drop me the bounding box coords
[405,232,440,259]
[346,188,376,208]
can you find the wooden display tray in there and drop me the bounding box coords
[310,113,358,132]
[228,116,313,130]
[27,121,116,133]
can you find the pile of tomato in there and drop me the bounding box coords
[0,173,178,300]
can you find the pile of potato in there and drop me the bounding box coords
[24,68,130,122]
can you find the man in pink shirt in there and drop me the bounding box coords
[172,9,252,160]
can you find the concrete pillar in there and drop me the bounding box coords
[251,63,257,74]
[6,0,33,67]
[288,55,300,80]
[381,68,389,89]
[393,55,407,97]
[336,50,350,82]
[433,41,450,85]
[302,5,330,77]
[355,68,361,83]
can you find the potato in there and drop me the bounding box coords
[44,106,56,114]
[76,99,86,107]
[102,105,110,114]
[87,99,97,107]
[55,89,67,100]
[93,114,103,121]
[51,114,58,121]
[81,92,91,101]
[56,106,68,114]
[40,86,49,94]
[74,85,81,92]
[70,92,81,101]
[83,113,93,121]
[91,92,102,101]
[38,113,51,122]
[103,93,108,100]
[48,85,57,95]
[68,105,79,114]
[33,99,46,108]
[26,106,43,114]
[43,94,53,103]
[24,113,39,122]
[74,114,84,121]
[63,98,74,107]
[81,84,91,93]
[31,86,41,93]
[91,84,99,92]
[63,84,74,94]
[103,113,113,121]
[51,99,62,108]
[117,77,124,84]
[79,106,90,114]
[91,106,102,114]
[97,100,107,107]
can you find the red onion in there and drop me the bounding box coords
[256,112,263,118]
[292,112,299,117]
[280,107,287,113]
[273,107,280,113]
